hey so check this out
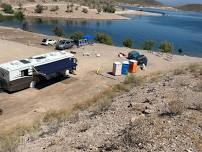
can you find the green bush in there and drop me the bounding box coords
[97,7,102,14]
[159,41,174,53]
[70,31,84,40]
[53,26,64,37]
[82,8,88,13]
[50,5,59,12]
[123,38,133,48]
[1,3,14,14]
[141,40,155,50]
[96,32,113,45]
[14,11,25,20]
[35,4,44,13]
[103,5,116,13]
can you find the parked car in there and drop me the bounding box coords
[128,50,148,66]
[41,38,57,46]
[55,40,74,50]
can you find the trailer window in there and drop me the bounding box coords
[21,69,29,77]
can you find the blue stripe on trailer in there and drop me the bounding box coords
[34,58,74,75]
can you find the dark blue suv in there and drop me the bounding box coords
[128,51,148,66]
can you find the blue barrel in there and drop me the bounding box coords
[121,61,129,75]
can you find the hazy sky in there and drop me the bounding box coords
[157,0,202,6]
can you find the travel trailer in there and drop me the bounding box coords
[0,51,77,92]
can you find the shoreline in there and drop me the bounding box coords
[1,2,164,21]
[0,25,201,58]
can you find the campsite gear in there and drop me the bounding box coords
[74,39,88,47]
[96,54,101,57]
[83,52,90,56]
[118,52,126,58]
[140,64,146,70]
[121,61,129,75]
[129,60,138,73]
[136,55,148,66]
[0,51,77,92]
[112,62,122,76]
[83,34,95,44]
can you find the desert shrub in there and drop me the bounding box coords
[123,38,133,48]
[159,41,173,53]
[97,7,102,14]
[35,4,44,13]
[0,108,3,115]
[173,68,186,75]
[160,99,184,117]
[1,3,14,14]
[141,40,155,50]
[96,32,112,45]
[14,11,25,20]
[188,64,198,73]
[43,110,69,123]
[18,2,23,10]
[82,8,88,13]
[70,31,84,40]
[75,6,79,10]
[103,4,116,13]
[50,5,59,12]
[52,26,64,37]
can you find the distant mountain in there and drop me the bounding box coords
[177,4,202,12]
[114,0,164,6]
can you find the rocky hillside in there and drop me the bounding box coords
[1,0,164,7]
[177,4,202,12]
[15,64,202,152]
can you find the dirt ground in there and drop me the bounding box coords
[16,64,202,152]
[0,26,201,134]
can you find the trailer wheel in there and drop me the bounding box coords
[30,81,36,88]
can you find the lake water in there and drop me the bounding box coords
[0,7,202,57]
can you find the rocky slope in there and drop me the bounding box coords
[16,64,202,152]
[177,4,202,12]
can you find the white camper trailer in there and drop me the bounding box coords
[0,51,77,92]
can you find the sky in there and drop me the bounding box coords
[157,0,202,6]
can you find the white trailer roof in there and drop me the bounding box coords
[0,51,74,71]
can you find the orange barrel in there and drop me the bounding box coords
[129,60,138,73]
[112,62,122,76]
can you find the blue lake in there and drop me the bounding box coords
[0,7,202,57]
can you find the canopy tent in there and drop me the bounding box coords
[83,34,95,40]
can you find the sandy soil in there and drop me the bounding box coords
[115,10,161,16]
[0,2,163,20]
[14,3,129,20]
[0,26,201,134]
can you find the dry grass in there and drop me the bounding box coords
[0,74,144,152]
[173,68,186,75]
[0,120,40,152]
[160,98,184,117]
